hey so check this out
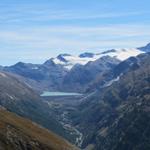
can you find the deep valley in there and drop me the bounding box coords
[0,43,150,150]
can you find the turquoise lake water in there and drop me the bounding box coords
[40,91,82,97]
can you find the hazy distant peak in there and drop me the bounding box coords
[100,49,117,54]
[57,54,69,63]
[138,43,150,52]
[43,58,55,66]
[79,52,95,58]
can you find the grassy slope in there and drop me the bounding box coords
[0,107,78,150]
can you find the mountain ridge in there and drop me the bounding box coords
[0,44,146,93]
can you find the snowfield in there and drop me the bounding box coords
[51,48,144,70]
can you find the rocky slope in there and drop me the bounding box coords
[0,71,74,142]
[4,60,68,92]
[70,53,150,150]
[86,53,147,92]
[0,107,78,150]
[62,56,120,92]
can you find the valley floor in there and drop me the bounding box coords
[42,95,85,147]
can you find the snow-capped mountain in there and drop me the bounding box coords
[51,48,143,70]
[1,43,148,93]
[138,43,150,52]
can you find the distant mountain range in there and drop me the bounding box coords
[0,43,150,150]
[1,43,148,93]
[50,48,142,70]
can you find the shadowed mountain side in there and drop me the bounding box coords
[70,53,150,150]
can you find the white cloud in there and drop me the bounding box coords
[0,24,150,47]
[0,23,149,65]
[0,4,149,23]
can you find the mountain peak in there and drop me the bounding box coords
[57,54,70,63]
[79,52,94,58]
[14,62,26,66]
[100,49,117,54]
[138,43,150,52]
[43,59,55,66]
[58,53,71,57]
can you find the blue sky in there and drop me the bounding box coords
[0,0,150,65]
